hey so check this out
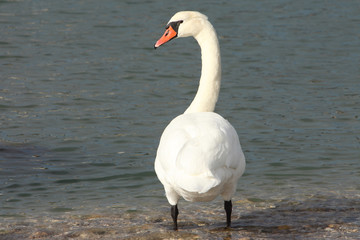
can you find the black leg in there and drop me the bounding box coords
[224,200,232,227]
[171,204,179,230]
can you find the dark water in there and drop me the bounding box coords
[1,0,360,237]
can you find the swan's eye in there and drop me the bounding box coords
[165,20,183,33]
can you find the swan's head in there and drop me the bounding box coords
[154,11,209,49]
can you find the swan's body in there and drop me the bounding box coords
[154,11,246,230]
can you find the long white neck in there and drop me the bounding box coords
[184,21,221,114]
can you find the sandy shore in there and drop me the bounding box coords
[1,196,359,239]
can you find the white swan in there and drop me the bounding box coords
[154,11,246,230]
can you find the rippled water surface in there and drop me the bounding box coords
[1,0,359,233]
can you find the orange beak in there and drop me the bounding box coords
[154,25,178,49]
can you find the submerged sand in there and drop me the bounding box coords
[1,196,359,239]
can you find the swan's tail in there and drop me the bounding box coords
[174,167,233,194]
[174,171,219,194]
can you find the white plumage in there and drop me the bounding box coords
[155,112,245,203]
[154,11,246,230]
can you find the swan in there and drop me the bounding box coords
[154,11,246,230]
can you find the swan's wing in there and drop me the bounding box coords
[155,112,245,194]
[174,113,244,193]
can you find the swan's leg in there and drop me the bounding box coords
[224,200,232,227]
[171,204,179,230]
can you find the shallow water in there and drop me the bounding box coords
[1,0,360,238]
